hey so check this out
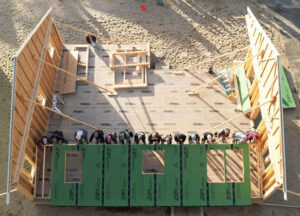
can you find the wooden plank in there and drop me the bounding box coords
[16,176,34,200]
[59,51,78,94]
[110,62,150,69]
[13,17,53,185]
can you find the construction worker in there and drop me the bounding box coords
[89,130,104,144]
[201,132,213,144]
[51,130,68,144]
[105,133,118,144]
[215,128,230,142]
[36,136,51,148]
[85,34,97,47]
[247,131,259,143]
[119,130,133,144]
[232,131,247,144]
[134,132,146,144]
[74,129,88,144]
[161,134,172,144]
[148,132,161,144]
[174,133,186,144]
[188,133,200,144]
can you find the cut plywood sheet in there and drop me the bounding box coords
[59,50,78,94]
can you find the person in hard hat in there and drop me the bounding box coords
[105,133,118,144]
[89,130,104,144]
[232,131,247,144]
[247,131,259,143]
[188,133,200,144]
[119,130,133,144]
[201,132,214,144]
[148,132,161,144]
[134,132,146,144]
[51,130,68,144]
[74,129,88,144]
[174,133,186,144]
[161,134,172,144]
[215,128,230,142]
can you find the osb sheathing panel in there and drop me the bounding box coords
[11,9,63,199]
[245,7,284,200]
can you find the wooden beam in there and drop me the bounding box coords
[181,46,249,70]
[112,50,148,56]
[110,62,150,69]
[23,97,99,130]
[206,97,275,132]
[35,57,114,94]
[53,21,119,45]
[42,146,46,198]
[13,17,53,185]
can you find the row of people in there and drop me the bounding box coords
[37,128,259,146]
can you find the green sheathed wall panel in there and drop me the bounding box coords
[207,144,233,206]
[104,145,128,206]
[156,145,180,206]
[182,145,207,206]
[78,145,102,206]
[51,145,77,206]
[130,145,155,206]
[280,63,296,108]
[233,144,251,206]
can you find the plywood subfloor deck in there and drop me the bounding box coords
[47,44,260,198]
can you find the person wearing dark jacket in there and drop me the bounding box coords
[174,133,186,144]
[51,130,67,144]
[148,132,161,144]
[134,132,146,144]
[119,130,132,144]
[105,133,118,144]
[89,130,104,144]
[36,136,51,148]
[201,132,213,144]
[74,129,88,144]
[188,133,200,144]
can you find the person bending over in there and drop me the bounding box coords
[148,132,161,144]
[134,132,146,144]
[161,134,172,144]
[89,130,104,144]
[74,129,88,144]
[105,133,118,144]
[188,133,200,144]
[51,130,67,144]
[215,128,230,142]
[119,130,133,144]
[201,132,213,144]
[247,131,259,143]
[36,136,51,148]
[232,131,247,144]
[174,133,186,144]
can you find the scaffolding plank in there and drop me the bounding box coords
[156,145,180,206]
[130,145,155,206]
[182,145,207,206]
[78,145,102,206]
[51,145,77,206]
[103,145,128,206]
[236,65,251,112]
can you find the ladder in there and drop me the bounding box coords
[220,67,234,98]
